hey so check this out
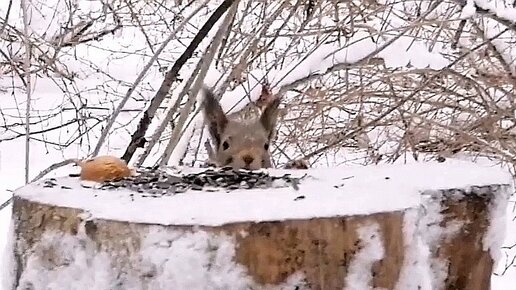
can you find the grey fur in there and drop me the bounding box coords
[202,87,280,170]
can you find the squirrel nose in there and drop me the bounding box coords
[242,155,254,165]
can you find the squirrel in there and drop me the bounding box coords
[202,84,309,170]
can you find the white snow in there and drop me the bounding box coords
[344,222,385,290]
[13,161,512,227]
[13,223,309,290]
[417,194,459,289]
[460,0,477,19]
[484,184,511,265]
[270,30,449,90]
[135,229,252,290]
[0,219,15,290]
[17,233,116,290]
[394,208,433,290]
[472,0,516,23]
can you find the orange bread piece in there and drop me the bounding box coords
[77,155,132,182]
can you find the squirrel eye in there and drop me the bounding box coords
[264,143,269,150]
[222,141,230,150]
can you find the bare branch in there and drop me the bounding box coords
[158,0,241,166]
[120,0,238,164]
[20,0,32,184]
[92,0,209,157]
[30,158,80,183]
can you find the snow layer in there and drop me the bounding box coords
[14,161,512,227]
[471,0,516,23]
[394,208,433,290]
[14,223,309,290]
[460,0,477,19]
[416,194,460,289]
[483,184,510,266]
[0,219,15,290]
[18,232,115,290]
[344,223,385,290]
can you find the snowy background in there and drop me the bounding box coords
[2,0,516,288]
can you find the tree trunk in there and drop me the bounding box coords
[4,164,511,290]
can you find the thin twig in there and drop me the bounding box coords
[30,158,80,183]
[0,196,13,212]
[451,19,466,50]
[0,0,13,37]
[0,159,80,213]
[20,0,32,184]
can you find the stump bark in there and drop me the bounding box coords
[423,185,507,290]
[4,163,512,290]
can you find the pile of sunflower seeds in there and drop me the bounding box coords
[99,167,305,198]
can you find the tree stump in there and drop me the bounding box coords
[3,162,512,290]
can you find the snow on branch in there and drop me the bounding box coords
[459,0,516,32]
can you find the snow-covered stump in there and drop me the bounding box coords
[3,162,512,290]
[421,185,510,290]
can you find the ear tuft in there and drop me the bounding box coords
[202,87,228,148]
[260,96,280,139]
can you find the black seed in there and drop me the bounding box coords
[167,176,183,184]
[192,185,203,191]
[86,166,305,197]
[155,182,170,189]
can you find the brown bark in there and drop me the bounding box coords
[426,185,508,290]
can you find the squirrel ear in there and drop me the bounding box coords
[202,87,228,148]
[260,97,280,139]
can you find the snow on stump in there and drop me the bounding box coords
[3,162,512,290]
